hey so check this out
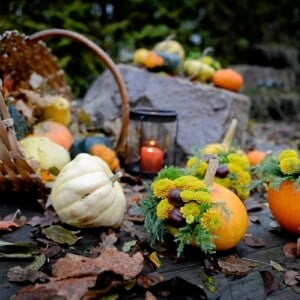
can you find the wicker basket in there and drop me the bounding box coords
[0,29,129,194]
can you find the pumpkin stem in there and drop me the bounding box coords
[222,118,238,151]
[110,171,122,186]
[204,155,219,190]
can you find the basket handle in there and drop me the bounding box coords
[28,28,130,161]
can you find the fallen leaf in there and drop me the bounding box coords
[122,240,137,252]
[121,220,147,241]
[284,270,300,286]
[42,225,81,245]
[0,220,19,231]
[145,291,157,300]
[259,270,274,295]
[7,266,49,283]
[0,240,37,258]
[52,248,144,280]
[28,210,60,228]
[149,251,161,268]
[137,272,164,289]
[283,242,299,259]
[218,255,257,278]
[270,260,284,272]
[203,275,218,293]
[249,215,260,223]
[244,234,266,248]
[98,231,118,254]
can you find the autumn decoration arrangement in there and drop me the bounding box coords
[252,148,300,235]
[132,38,244,92]
[140,157,249,256]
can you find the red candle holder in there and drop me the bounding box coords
[125,107,178,178]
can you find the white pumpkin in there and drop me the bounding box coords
[50,153,126,228]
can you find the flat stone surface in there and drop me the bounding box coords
[82,64,251,161]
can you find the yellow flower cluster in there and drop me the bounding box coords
[186,151,251,200]
[278,150,300,175]
[201,209,222,233]
[152,175,222,234]
[156,199,174,219]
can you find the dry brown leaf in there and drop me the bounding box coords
[283,242,299,259]
[11,276,98,300]
[244,234,266,248]
[259,270,274,295]
[137,272,164,289]
[284,270,300,286]
[145,291,157,300]
[52,247,144,280]
[0,220,19,231]
[7,266,49,283]
[218,255,257,278]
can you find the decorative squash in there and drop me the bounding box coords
[133,48,150,66]
[50,153,126,228]
[70,134,114,158]
[213,68,244,92]
[153,39,185,61]
[90,144,120,171]
[19,135,71,175]
[183,59,215,82]
[267,181,300,235]
[43,96,72,126]
[143,51,181,74]
[33,120,74,150]
[69,135,118,171]
[247,149,268,166]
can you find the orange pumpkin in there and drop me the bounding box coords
[247,149,267,166]
[90,144,120,171]
[213,68,244,92]
[267,181,300,235]
[33,120,74,150]
[168,182,249,251]
[210,183,249,251]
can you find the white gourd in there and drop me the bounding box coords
[50,153,126,228]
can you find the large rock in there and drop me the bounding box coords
[82,64,250,162]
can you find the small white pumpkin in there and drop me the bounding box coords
[50,153,126,228]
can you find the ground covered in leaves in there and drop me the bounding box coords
[0,119,300,300]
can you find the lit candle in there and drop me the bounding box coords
[140,142,164,173]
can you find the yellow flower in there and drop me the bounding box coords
[186,157,208,177]
[215,177,231,188]
[227,153,250,169]
[279,157,300,175]
[174,175,206,191]
[201,209,222,233]
[180,190,212,203]
[227,163,244,175]
[151,178,175,199]
[278,149,299,161]
[180,202,201,223]
[156,199,174,219]
[235,187,250,200]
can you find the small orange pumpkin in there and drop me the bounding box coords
[168,182,249,252]
[90,144,120,171]
[267,181,300,235]
[213,68,244,92]
[247,149,267,166]
[33,120,74,150]
[210,183,249,251]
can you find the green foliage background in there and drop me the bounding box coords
[0,0,298,97]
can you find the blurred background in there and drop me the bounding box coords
[1,0,299,119]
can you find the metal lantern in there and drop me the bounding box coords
[125,107,178,178]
